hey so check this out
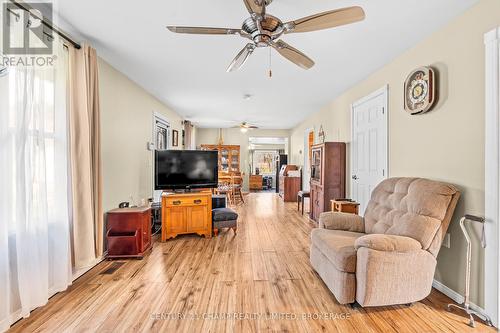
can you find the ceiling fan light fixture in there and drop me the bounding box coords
[240,127,249,133]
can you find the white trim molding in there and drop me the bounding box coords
[433,279,484,314]
[484,26,500,327]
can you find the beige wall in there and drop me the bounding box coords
[290,0,500,307]
[99,58,184,212]
[196,128,290,190]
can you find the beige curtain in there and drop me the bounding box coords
[68,44,103,269]
[184,120,194,149]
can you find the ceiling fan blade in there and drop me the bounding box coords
[243,0,265,16]
[271,40,315,70]
[227,44,255,72]
[285,6,365,34]
[167,26,241,35]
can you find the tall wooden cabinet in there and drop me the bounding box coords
[200,144,240,173]
[309,142,346,222]
[161,191,212,241]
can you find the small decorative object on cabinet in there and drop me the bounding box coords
[249,175,263,190]
[404,66,436,115]
[162,191,212,241]
[279,165,301,202]
[201,144,240,173]
[318,125,325,143]
[330,199,360,215]
[106,207,152,259]
[310,142,346,222]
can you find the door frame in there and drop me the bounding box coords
[350,85,389,203]
[303,127,315,190]
[152,112,171,202]
[484,26,500,327]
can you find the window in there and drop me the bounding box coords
[154,115,170,150]
[4,50,69,224]
[0,34,72,330]
[252,151,276,175]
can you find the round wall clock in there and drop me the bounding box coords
[404,66,436,115]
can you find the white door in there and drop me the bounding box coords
[351,86,388,215]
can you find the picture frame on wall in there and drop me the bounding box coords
[172,130,179,147]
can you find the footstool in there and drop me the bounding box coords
[212,208,238,236]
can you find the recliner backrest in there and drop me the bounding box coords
[363,178,460,256]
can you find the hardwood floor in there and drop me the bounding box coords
[9,193,495,333]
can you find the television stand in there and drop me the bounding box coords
[161,191,212,241]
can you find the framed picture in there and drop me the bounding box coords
[172,130,179,147]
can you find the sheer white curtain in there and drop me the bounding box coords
[0,39,72,331]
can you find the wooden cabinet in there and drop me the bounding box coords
[310,142,346,222]
[201,144,240,173]
[161,192,212,241]
[278,165,301,202]
[249,175,263,190]
[106,207,151,259]
[331,200,360,215]
[279,177,301,202]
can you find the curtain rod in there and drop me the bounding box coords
[8,0,81,49]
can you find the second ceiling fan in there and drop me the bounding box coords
[167,0,365,72]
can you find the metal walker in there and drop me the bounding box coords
[447,215,493,328]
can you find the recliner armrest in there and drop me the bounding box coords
[354,234,422,252]
[319,212,365,233]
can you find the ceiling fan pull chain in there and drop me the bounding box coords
[269,47,273,78]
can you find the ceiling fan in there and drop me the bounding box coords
[167,0,365,72]
[232,122,259,132]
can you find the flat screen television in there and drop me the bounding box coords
[155,150,218,190]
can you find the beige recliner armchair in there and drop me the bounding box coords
[310,177,460,306]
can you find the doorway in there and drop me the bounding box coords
[248,137,288,191]
[350,86,388,215]
[303,128,314,191]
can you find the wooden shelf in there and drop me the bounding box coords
[200,144,241,173]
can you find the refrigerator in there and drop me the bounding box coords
[275,154,288,193]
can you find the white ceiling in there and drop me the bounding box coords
[55,0,478,129]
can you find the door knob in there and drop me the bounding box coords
[352,175,359,180]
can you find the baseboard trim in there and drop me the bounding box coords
[432,279,485,314]
[72,256,105,281]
